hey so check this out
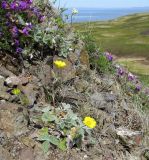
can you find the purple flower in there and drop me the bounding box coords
[16,47,22,53]
[11,26,19,37]
[21,23,32,35]
[118,67,125,76]
[32,7,40,17]
[105,52,113,61]
[10,1,30,10]
[14,39,19,46]
[135,85,142,92]
[26,0,33,4]
[1,1,8,9]
[10,1,19,10]
[19,1,28,10]
[6,12,11,18]
[22,27,29,35]
[5,21,11,26]
[128,73,135,81]
[26,22,32,29]
[39,15,46,22]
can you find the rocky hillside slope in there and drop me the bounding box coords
[0,1,149,160]
[0,41,149,160]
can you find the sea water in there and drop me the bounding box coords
[64,7,149,23]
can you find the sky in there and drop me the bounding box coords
[55,0,149,8]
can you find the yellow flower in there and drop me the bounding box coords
[54,60,66,69]
[83,117,96,129]
[11,88,21,95]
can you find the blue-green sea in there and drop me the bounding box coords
[64,7,149,22]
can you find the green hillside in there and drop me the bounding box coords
[74,13,149,85]
[74,13,149,59]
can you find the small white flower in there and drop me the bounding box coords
[72,8,78,15]
[30,53,33,59]
[69,48,73,51]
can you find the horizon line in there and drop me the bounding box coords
[65,6,149,9]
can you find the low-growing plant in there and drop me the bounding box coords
[37,103,96,153]
[96,53,114,73]
[83,33,98,55]
[0,0,75,61]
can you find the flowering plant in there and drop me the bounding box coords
[0,0,73,60]
[0,0,46,57]
[37,103,96,153]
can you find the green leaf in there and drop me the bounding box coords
[48,135,60,146]
[18,15,25,25]
[42,141,49,153]
[41,106,52,113]
[38,134,50,141]
[59,122,65,129]
[78,128,85,137]
[58,139,67,151]
[39,127,49,135]
[38,134,60,146]
[41,112,57,122]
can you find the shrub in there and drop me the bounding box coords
[37,103,96,153]
[0,0,45,55]
[0,0,74,60]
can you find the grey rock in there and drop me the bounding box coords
[115,127,142,148]
[74,79,89,92]
[37,64,52,86]
[0,145,13,160]
[105,93,117,102]
[33,143,49,160]
[90,92,107,108]
[0,130,7,145]
[0,75,10,100]
[0,75,5,86]
[5,76,20,87]
[20,83,37,107]
[0,103,28,138]
[0,66,15,77]
[53,56,76,82]
[19,147,34,160]
[0,91,10,100]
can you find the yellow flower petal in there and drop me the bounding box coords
[54,60,66,69]
[83,116,96,129]
[12,88,21,95]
